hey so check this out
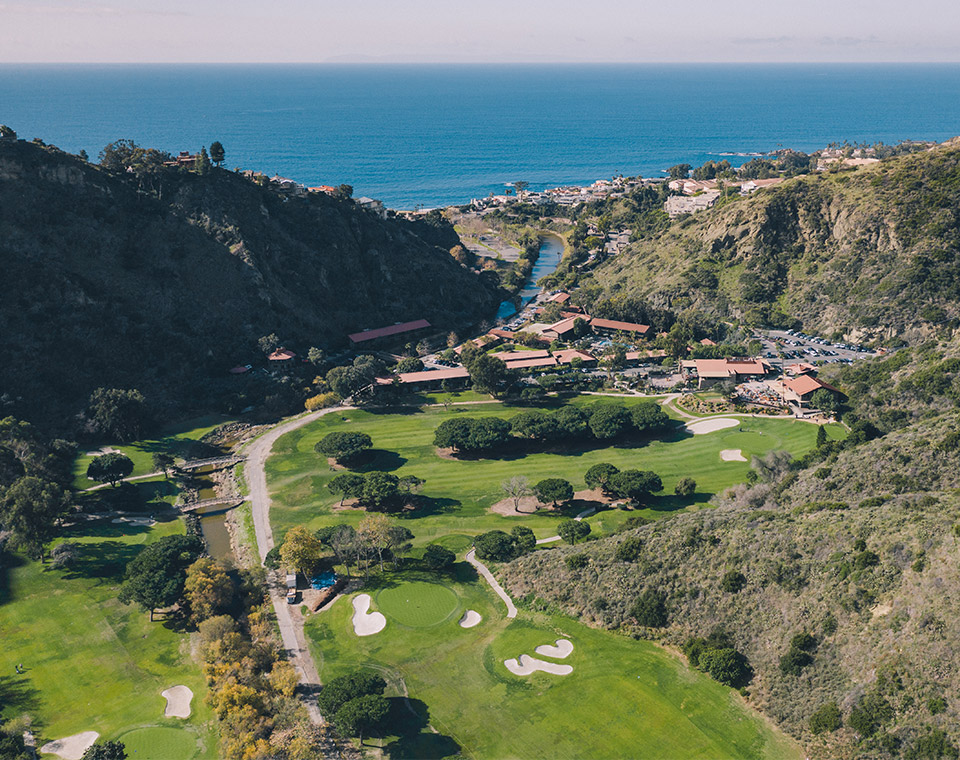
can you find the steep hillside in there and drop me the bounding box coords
[0,139,497,425]
[592,140,960,343]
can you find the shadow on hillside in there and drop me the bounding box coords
[0,675,42,716]
[381,697,461,760]
[451,561,479,584]
[396,497,461,520]
[647,492,714,512]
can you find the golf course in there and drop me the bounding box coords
[265,393,839,758]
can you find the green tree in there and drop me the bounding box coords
[615,535,643,562]
[396,357,424,373]
[557,518,591,545]
[720,569,746,593]
[82,741,128,760]
[86,388,149,442]
[473,530,517,561]
[809,702,842,734]
[511,525,536,553]
[534,478,574,507]
[208,141,225,166]
[630,402,671,433]
[467,353,510,396]
[0,733,31,760]
[609,469,662,503]
[0,476,71,560]
[631,589,668,627]
[810,389,838,414]
[118,534,203,619]
[86,452,134,487]
[334,694,390,743]
[334,184,354,200]
[315,431,373,464]
[307,346,326,368]
[433,418,473,451]
[553,406,589,438]
[588,405,632,439]
[152,451,175,478]
[584,463,620,492]
[317,670,386,715]
[674,476,697,497]
[668,163,692,179]
[195,146,211,175]
[423,544,456,572]
[698,648,752,688]
[847,692,893,738]
[361,471,400,508]
[509,410,558,441]
[328,472,366,505]
[258,333,281,355]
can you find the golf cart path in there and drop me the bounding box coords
[243,405,355,725]
[535,507,596,545]
[465,549,517,618]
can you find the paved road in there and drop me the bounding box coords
[465,549,518,618]
[534,507,597,545]
[243,405,354,725]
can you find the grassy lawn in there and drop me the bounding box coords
[71,415,232,490]
[0,518,216,758]
[266,397,845,544]
[118,725,201,760]
[306,568,802,760]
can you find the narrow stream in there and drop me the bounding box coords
[496,233,565,319]
[190,464,237,568]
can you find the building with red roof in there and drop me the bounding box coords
[348,319,431,345]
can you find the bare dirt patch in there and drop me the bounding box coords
[490,489,613,517]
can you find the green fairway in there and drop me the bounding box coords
[306,571,802,760]
[376,581,460,628]
[266,396,845,544]
[118,726,200,760]
[72,415,232,490]
[0,518,216,757]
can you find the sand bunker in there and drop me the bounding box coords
[686,417,740,435]
[40,731,99,760]
[719,449,747,462]
[351,593,386,636]
[504,655,573,676]
[459,609,482,628]
[534,638,574,659]
[161,684,194,718]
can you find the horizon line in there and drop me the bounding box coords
[2,60,960,66]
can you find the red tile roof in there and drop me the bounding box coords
[491,350,552,361]
[552,349,596,364]
[505,357,558,370]
[397,367,469,384]
[588,317,651,334]
[268,349,297,361]
[783,375,842,397]
[349,319,431,343]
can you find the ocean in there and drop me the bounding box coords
[2,63,959,208]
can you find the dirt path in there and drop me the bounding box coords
[465,549,517,618]
[83,470,163,490]
[242,406,355,725]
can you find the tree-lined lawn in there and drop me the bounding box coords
[306,567,802,760]
[266,397,844,544]
[0,518,216,758]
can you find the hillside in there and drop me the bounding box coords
[590,140,960,343]
[0,138,497,426]
[499,398,960,758]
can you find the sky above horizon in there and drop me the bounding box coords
[1,0,958,64]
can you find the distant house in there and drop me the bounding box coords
[546,292,571,304]
[664,191,721,218]
[680,358,770,388]
[740,178,784,194]
[541,316,582,340]
[308,185,336,195]
[775,375,843,407]
[784,362,817,376]
[356,197,386,218]
[348,319,431,345]
[163,151,199,168]
[588,317,651,338]
[268,349,297,362]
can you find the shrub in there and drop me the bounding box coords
[565,553,589,570]
[615,536,643,562]
[809,702,842,734]
[511,525,536,554]
[720,570,746,593]
[557,518,591,545]
[698,647,753,688]
[674,476,697,497]
[903,727,959,760]
[928,696,948,715]
[631,589,668,628]
[848,692,893,738]
[305,392,339,411]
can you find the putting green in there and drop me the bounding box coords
[117,726,198,760]
[376,581,459,628]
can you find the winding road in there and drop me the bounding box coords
[243,406,355,725]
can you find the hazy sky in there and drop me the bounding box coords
[1,0,958,63]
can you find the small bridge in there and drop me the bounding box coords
[179,497,246,513]
[178,455,244,471]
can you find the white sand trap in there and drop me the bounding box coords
[351,593,386,636]
[686,417,740,435]
[40,731,99,760]
[720,448,747,462]
[161,684,194,718]
[534,638,574,659]
[459,609,482,628]
[504,655,573,676]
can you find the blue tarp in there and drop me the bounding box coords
[309,571,337,590]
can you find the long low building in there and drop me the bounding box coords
[680,358,771,388]
[541,314,651,340]
[348,319,431,345]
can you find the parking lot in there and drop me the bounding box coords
[757,329,879,366]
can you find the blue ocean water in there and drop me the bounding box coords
[1,64,959,208]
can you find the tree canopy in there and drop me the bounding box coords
[473,530,518,561]
[85,387,150,442]
[118,534,203,619]
[315,431,373,463]
[86,452,134,486]
[533,478,574,507]
[0,476,71,560]
[557,518,591,545]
